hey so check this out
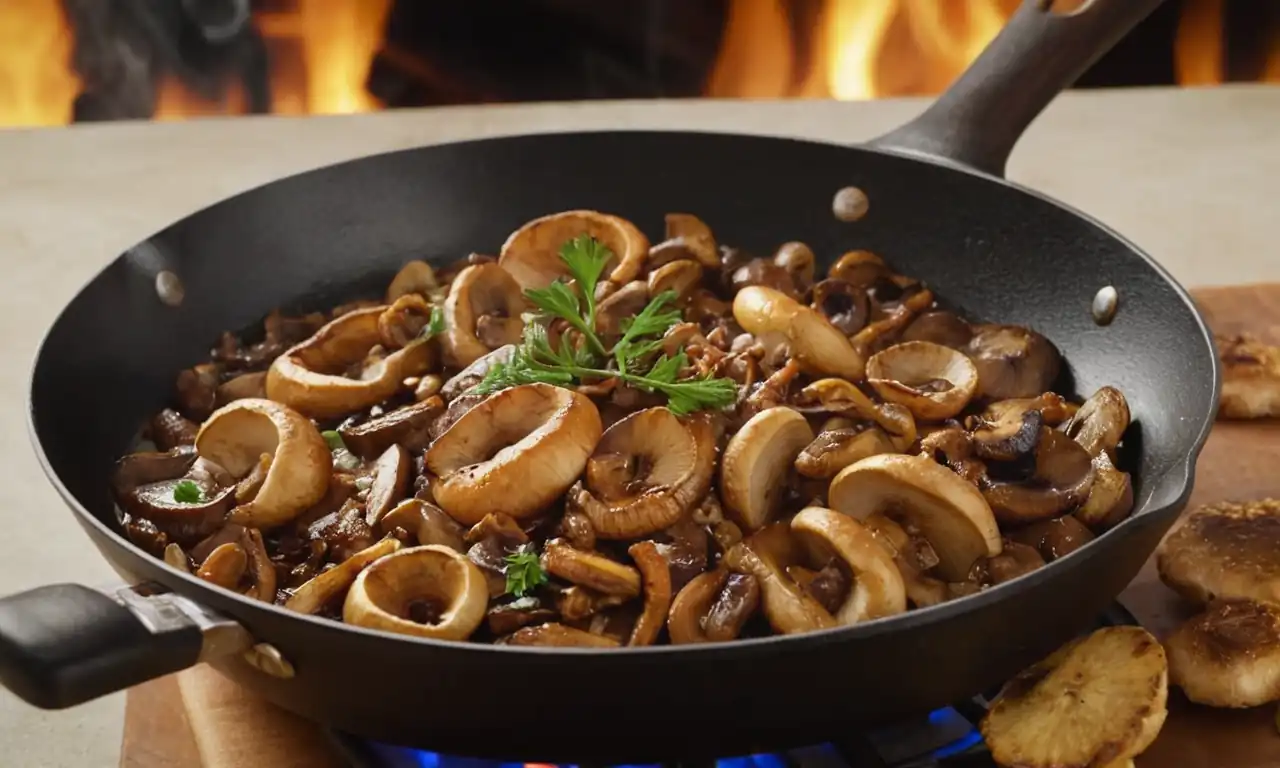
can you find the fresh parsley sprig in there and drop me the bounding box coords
[504,545,548,598]
[172,480,205,504]
[474,237,737,416]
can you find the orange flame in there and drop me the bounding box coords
[0,0,79,127]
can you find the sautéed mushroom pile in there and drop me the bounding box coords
[111,210,1135,647]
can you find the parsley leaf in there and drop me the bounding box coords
[422,305,446,338]
[614,290,681,373]
[559,235,611,332]
[173,480,205,504]
[504,546,548,598]
[320,430,346,452]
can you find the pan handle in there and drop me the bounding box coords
[0,582,251,708]
[866,0,1167,178]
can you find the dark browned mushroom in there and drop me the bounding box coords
[112,447,234,545]
[1009,515,1096,561]
[339,399,443,459]
[365,444,411,527]
[487,596,559,635]
[149,408,198,451]
[774,242,816,295]
[919,426,987,486]
[175,363,220,420]
[380,498,466,551]
[794,425,897,480]
[970,408,1044,462]
[981,428,1095,525]
[810,279,869,335]
[652,517,709,593]
[595,280,651,339]
[464,513,530,598]
[828,250,890,287]
[901,311,974,349]
[501,623,621,648]
[969,540,1046,586]
[215,372,268,405]
[305,498,376,563]
[965,324,1062,400]
[731,259,797,297]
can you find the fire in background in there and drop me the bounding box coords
[0,0,1277,128]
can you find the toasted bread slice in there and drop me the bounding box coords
[981,626,1167,768]
[1156,499,1280,606]
[1166,598,1280,708]
[1218,334,1280,419]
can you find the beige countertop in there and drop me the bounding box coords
[1,85,1278,766]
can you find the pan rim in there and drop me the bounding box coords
[26,128,1221,658]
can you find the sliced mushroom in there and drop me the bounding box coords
[970,408,1044,462]
[111,448,234,545]
[594,279,652,339]
[149,408,199,451]
[733,286,865,380]
[571,408,713,539]
[195,542,247,590]
[810,279,869,335]
[196,398,331,529]
[981,428,1095,526]
[792,378,916,451]
[439,344,516,400]
[266,306,437,419]
[541,540,641,598]
[965,324,1062,401]
[365,444,410,527]
[791,507,907,625]
[919,426,987,487]
[1063,386,1131,459]
[627,541,673,646]
[980,392,1073,428]
[828,453,1002,581]
[647,260,703,305]
[901,311,974,349]
[1073,450,1134,531]
[723,524,836,635]
[426,383,603,524]
[773,242,815,294]
[344,544,488,641]
[216,372,268,405]
[338,399,442,460]
[555,586,627,622]
[502,623,621,648]
[860,512,950,608]
[377,294,437,350]
[285,537,401,614]
[703,572,760,642]
[663,213,721,269]
[441,263,526,368]
[487,596,559,635]
[380,498,466,552]
[1009,514,1096,562]
[972,540,1046,586]
[867,341,979,421]
[176,363,220,421]
[667,568,762,645]
[828,250,890,286]
[794,425,898,480]
[385,260,438,303]
[499,210,650,290]
[240,527,277,602]
[721,407,815,532]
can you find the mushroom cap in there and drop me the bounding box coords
[573,408,714,539]
[981,626,1167,768]
[720,407,815,532]
[498,210,650,291]
[732,286,866,380]
[964,324,1062,401]
[663,213,721,269]
[111,448,234,545]
[1073,449,1134,532]
[828,453,1001,581]
[1165,598,1280,708]
[723,524,836,635]
[866,341,980,421]
[794,426,898,480]
[343,544,489,641]
[1156,499,1280,606]
[265,306,437,419]
[425,383,603,524]
[646,259,703,304]
[385,260,438,304]
[901,311,974,349]
[791,507,907,625]
[981,428,1095,526]
[195,398,331,529]
[441,263,527,368]
[1063,386,1131,459]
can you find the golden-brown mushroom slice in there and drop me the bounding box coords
[981,429,1095,526]
[502,623,622,648]
[791,507,907,625]
[285,538,400,614]
[426,383,603,525]
[542,540,641,598]
[660,213,720,269]
[266,306,436,419]
[646,260,703,305]
[866,341,979,422]
[1074,451,1135,532]
[723,524,836,635]
[1165,598,1280,708]
[668,569,729,644]
[1062,386,1131,459]
[901,310,974,349]
[981,627,1167,768]
[344,545,489,641]
[721,408,814,532]
[365,444,411,527]
[441,263,526,367]
[163,543,191,573]
[380,498,466,552]
[827,250,889,286]
[828,453,1001,581]
[571,408,713,539]
[964,324,1062,401]
[627,541,673,647]
[1156,499,1280,606]
[793,378,916,451]
[499,210,650,290]
[859,512,949,608]
[215,372,268,405]
[195,542,247,590]
[385,260,439,303]
[795,425,898,480]
[732,285,865,380]
[196,398,332,529]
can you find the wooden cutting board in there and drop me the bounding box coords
[119,285,1280,768]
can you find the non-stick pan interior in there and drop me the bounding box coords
[31,131,1215,535]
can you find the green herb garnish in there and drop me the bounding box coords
[422,305,446,339]
[173,480,205,504]
[504,546,548,598]
[321,430,345,452]
[476,237,736,415]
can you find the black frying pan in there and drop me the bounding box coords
[1,0,1218,761]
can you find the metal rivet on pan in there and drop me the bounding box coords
[242,642,295,679]
[155,270,185,307]
[832,186,869,222]
[1092,285,1118,326]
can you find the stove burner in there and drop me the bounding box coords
[330,604,1137,768]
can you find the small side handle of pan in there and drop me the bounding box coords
[866,0,1168,178]
[0,583,251,709]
